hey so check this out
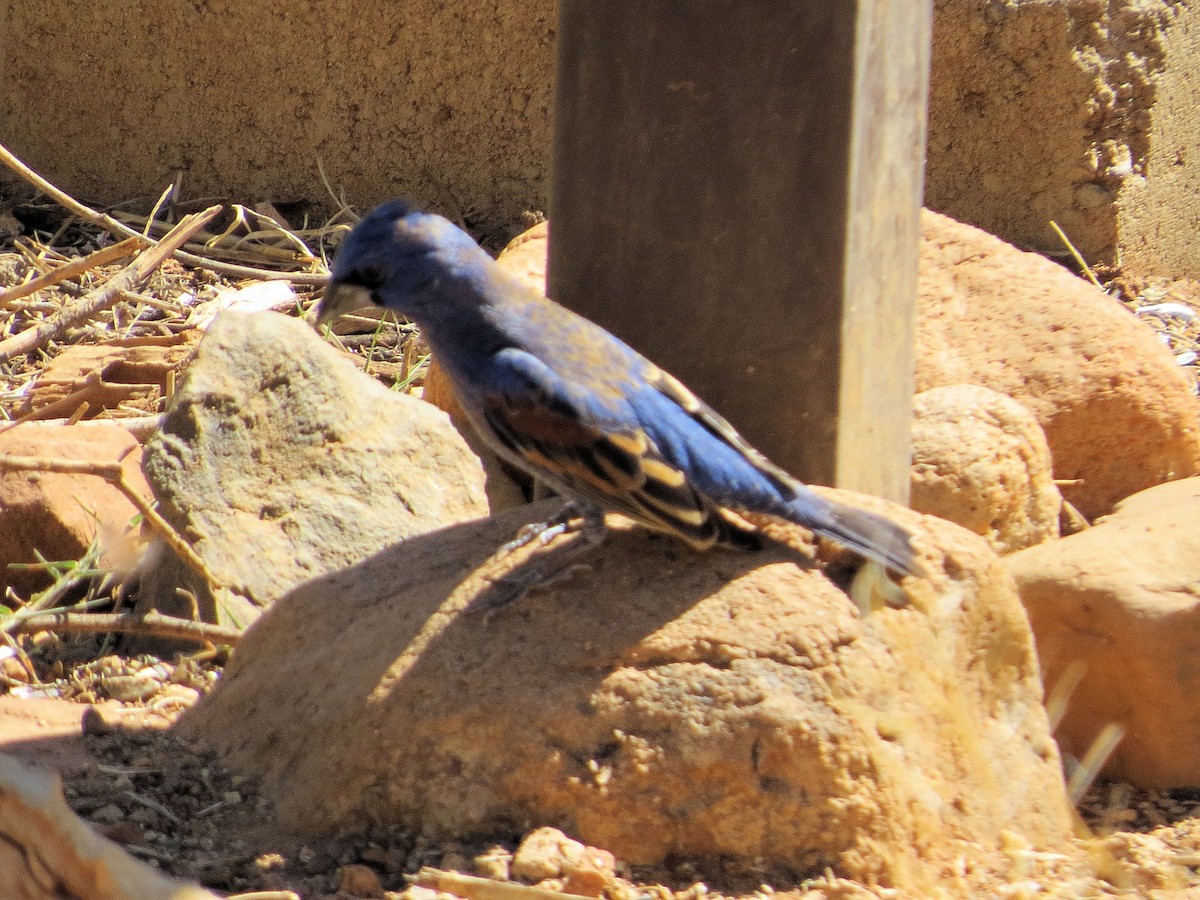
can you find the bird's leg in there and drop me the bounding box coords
[499,499,600,554]
[472,507,609,613]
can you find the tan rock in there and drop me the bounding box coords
[0,753,217,899]
[140,311,488,624]
[917,210,1200,519]
[511,826,616,894]
[1007,476,1200,788]
[179,493,1072,888]
[0,424,148,597]
[910,384,1060,554]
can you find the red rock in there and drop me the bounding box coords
[917,210,1200,519]
[0,424,148,598]
[910,384,1060,553]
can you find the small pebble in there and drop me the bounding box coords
[339,862,384,897]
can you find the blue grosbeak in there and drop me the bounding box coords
[318,200,920,586]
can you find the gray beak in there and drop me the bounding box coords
[315,282,375,328]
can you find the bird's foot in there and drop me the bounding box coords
[471,510,609,614]
[499,501,604,554]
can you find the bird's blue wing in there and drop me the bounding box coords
[608,361,812,516]
[642,365,798,487]
[473,348,754,550]
[637,364,921,576]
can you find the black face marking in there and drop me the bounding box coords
[340,265,386,291]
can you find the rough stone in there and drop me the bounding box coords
[917,210,1200,520]
[0,424,148,597]
[179,493,1073,889]
[337,863,383,897]
[910,384,1060,554]
[1007,476,1200,788]
[928,0,1200,277]
[140,310,488,623]
[511,826,616,895]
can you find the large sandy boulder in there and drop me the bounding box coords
[910,384,1060,554]
[179,495,1073,888]
[917,210,1200,520]
[140,311,488,624]
[1007,477,1200,788]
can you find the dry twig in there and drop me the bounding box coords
[11,607,240,648]
[0,453,220,594]
[0,206,220,364]
[1050,220,1106,293]
[0,140,327,284]
[0,236,146,306]
[415,868,597,900]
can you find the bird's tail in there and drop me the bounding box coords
[802,497,922,578]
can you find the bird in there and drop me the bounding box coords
[317,199,922,599]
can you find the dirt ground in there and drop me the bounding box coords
[5,668,1200,899]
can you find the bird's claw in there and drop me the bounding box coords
[500,519,573,554]
[470,561,595,615]
[499,501,603,554]
[471,506,609,614]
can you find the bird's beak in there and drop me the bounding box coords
[315,281,374,329]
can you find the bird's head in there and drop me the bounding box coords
[316,199,488,328]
